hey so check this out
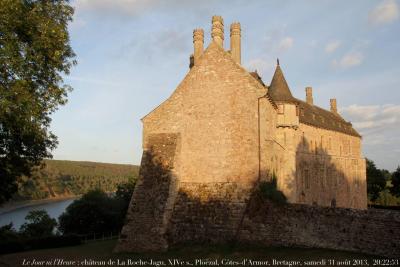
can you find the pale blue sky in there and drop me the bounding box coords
[52,0,400,170]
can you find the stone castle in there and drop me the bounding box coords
[115,16,370,253]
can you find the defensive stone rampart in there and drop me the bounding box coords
[238,199,400,258]
[166,195,400,257]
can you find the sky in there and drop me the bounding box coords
[51,0,400,171]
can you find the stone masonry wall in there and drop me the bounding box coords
[238,199,400,258]
[114,133,179,253]
[294,123,367,209]
[166,191,400,257]
[167,182,251,246]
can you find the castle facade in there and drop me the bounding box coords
[115,16,367,253]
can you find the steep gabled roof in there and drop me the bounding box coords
[266,62,360,137]
[268,64,297,103]
[249,71,266,87]
[298,100,361,137]
[142,41,276,121]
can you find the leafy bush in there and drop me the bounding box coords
[20,210,57,238]
[374,188,400,206]
[0,239,25,254]
[366,159,387,202]
[390,167,400,198]
[0,235,81,255]
[58,189,130,235]
[115,179,136,209]
[0,220,81,254]
[26,235,81,250]
[258,178,287,205]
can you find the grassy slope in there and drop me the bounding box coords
[0,240,378,267]
[13,160,139,201]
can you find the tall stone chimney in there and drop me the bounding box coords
[193,29,204,66]
[211,15,224,47]
[230,22,241,64]
[306,87,313,105]
[330,98,337,114]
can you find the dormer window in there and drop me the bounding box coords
[278,104,284,114]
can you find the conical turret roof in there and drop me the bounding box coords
[268,62,296,102]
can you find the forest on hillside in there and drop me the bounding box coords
[12,160,139,201]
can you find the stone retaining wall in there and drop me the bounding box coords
[237,198,400,258]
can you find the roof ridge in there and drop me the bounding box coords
[296,98,348,123]
[296,98,360,137]
[207,42,277,107]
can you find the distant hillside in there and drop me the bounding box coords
[13,160,139,201]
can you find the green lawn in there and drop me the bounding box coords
[0,239,378,267]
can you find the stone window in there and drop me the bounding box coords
[296,106,299,116]
[278,104,284,114]
[304,169,310,189]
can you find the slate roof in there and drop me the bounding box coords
[249,71,266,87]
[250,64,361,137]
[297,99,361,137]
[267,64,297,103]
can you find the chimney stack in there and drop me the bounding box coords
[330,98,337,114]
[211,15,224,47]
[306,87,313,105]
[230,22,241,64]
[193,29,204,66]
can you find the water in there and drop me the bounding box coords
[0,198,77,231]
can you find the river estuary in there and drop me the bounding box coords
[0,198,77,231]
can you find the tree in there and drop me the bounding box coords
[58,189,125,235]
[390,166,400,197]
[0,0,76,204]
[366,158,387,202]
[115,179,136,204]
[0,223,19,240]
[20,210,57,238]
